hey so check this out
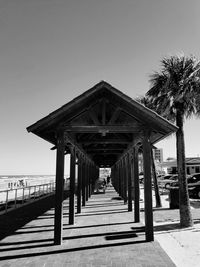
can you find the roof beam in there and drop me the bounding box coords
[64,132,94,164]
[64,125,142,133]
[85,148,124,152]
[108,107,121,125]
[115,135,142,165]
[88,109,100,125]
[79,139,130,145]
[88,151,122,155]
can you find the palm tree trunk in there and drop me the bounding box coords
[176,109,193,227]
[151,148,162,208]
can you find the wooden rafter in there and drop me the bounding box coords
[78,139,130,145]
[85,148,124,152]
[88,109,100,125]
[108,107,121,125]
[64,125,142,133]
[64,132,94,164]
[88,151,122,155]
[115,135,141,164]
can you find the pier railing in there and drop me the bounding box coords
[0,182,56,214]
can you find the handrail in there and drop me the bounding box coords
[0,182,57,214]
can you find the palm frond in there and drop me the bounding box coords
[147,54,200,121]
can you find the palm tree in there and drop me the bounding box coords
[151,147,162,208]
[146,55,200,227]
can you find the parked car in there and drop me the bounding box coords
[170,173,200,198]
[157,174,165,179]
[171,173,200,186]
[188,183,200,198]
[158,174,178,189]
[187,173,200,183]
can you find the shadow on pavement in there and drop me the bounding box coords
[0,238,53,246]
[0,191,69,241]
[0,239,146,261]
[76,210,128,217]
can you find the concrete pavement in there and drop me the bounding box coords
[151,189,200,267]
[0,187,175,267]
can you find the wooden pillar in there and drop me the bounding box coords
[127,153,133,211]
[143,131,154,241]
[89,163,92,197]
[111,166,115,190]
[119,160,123,197]
[133,147,140,222]
[112,166,116,191]
[115,165,118,192]
[96,166,99,188]
[118,162,121,196]
[116,164,119,193]
[54,130,65,245]
[77,154,82,214]
[69,145,76,225]
[82,158,86,206]
[88,163,91,198]
[86,161,89,201]
[92,165,97,193]
[123,157,127,204]
[92,165,94,194]
[121,160,124,200]
[91,165,94,194]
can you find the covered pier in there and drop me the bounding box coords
[27,81,177,245]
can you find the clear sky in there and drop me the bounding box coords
[1,0,200,175]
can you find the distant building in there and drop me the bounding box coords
[153,148,163,163]
[138,148,163,173]
[159,157,200,175]
[138,152,143,173]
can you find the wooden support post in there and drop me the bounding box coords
[91,165,96,194]
[54,130,65,245]
[121,160,124,199]
[133,147,140,222]
[69,146,76,225]
[111,166,115,190]
[116,164,119,193]
[123,157,127,204]
[114,165,118,192]
[120,160,123,198]
[88,163,91,198]
[86,161,89,201]
[143,131,154,241]
[90,166,93,194]
[127,153,133,211]
[118,162,121,196]
[82,158,86,206]
[77,154,82,214]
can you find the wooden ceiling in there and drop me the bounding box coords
[67,98,139,166]
[27,81,178,167]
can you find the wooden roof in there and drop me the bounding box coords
[27,81,178,167]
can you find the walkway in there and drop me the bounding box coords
[0,187,175,266]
